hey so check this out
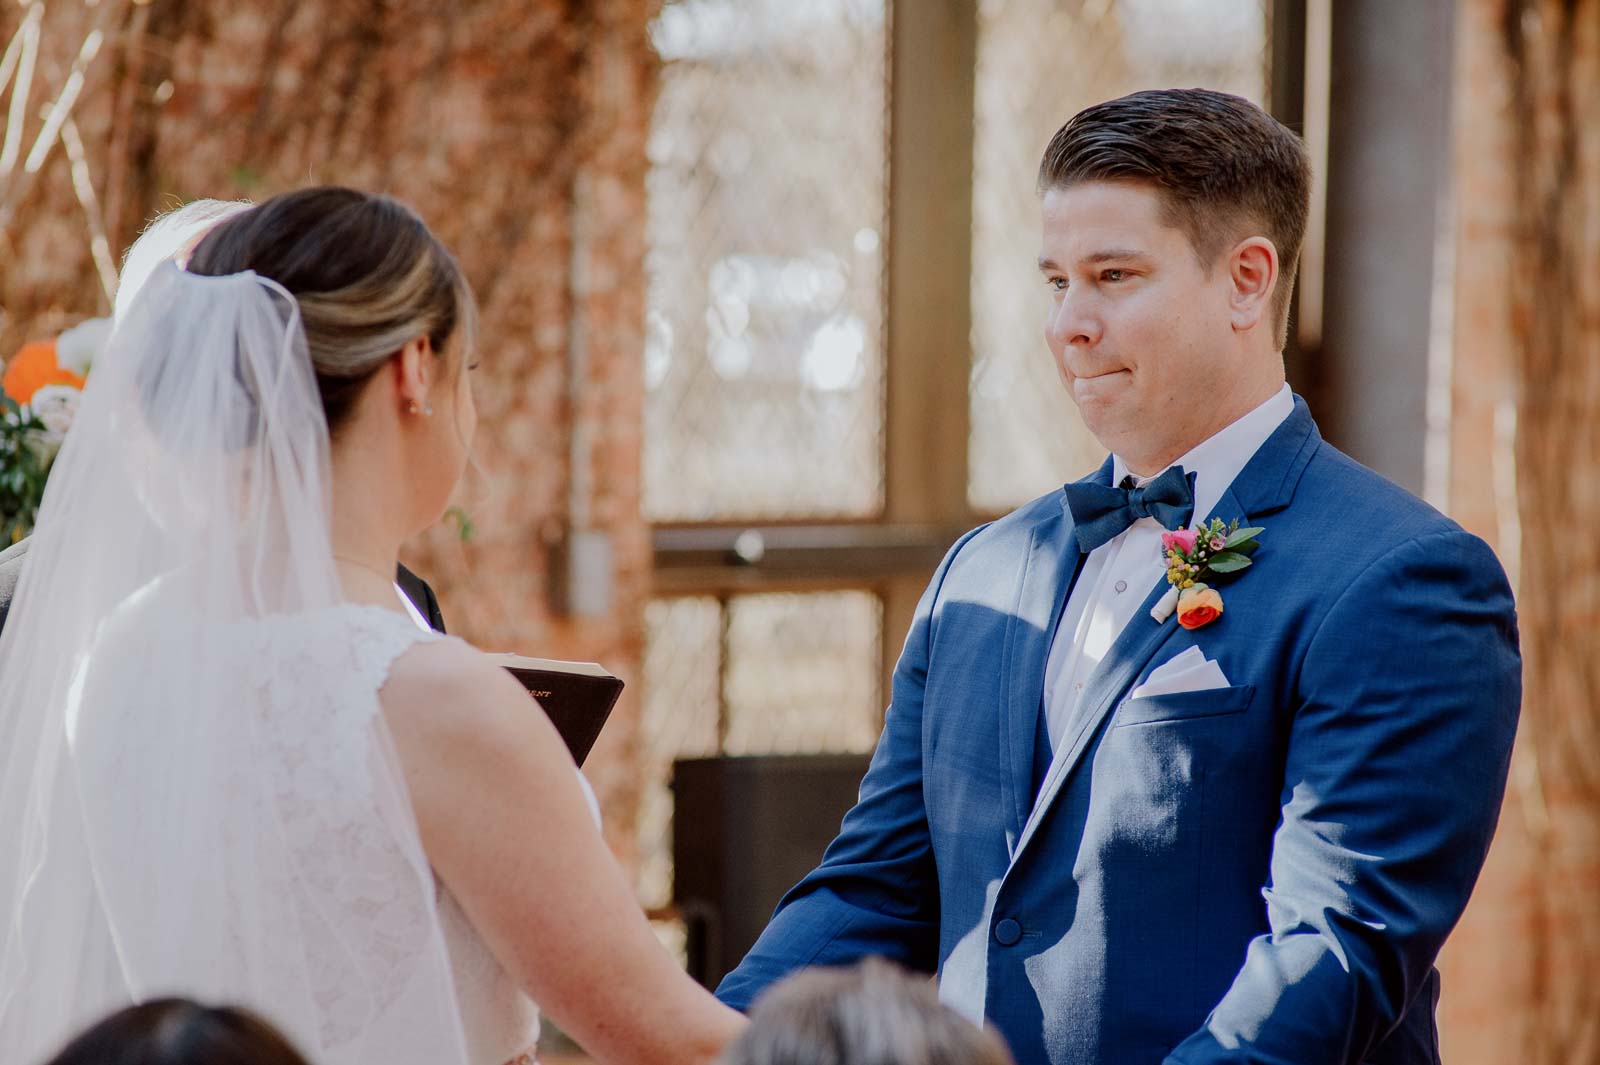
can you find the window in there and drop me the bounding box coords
[644,0,888,521]
[968,0,1272,512]
[640,0,891,925]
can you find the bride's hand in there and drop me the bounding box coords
[381,640,747,1065]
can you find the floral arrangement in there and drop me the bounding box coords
[1,318,108,544]
[1150,517,1265,630]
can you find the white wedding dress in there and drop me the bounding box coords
[244,602,543,1065]
[0,264,536,1065]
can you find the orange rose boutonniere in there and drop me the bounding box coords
[1176,586,1225,629]
[1149,517,1265,630]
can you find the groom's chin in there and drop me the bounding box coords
[1067,383,1135,447]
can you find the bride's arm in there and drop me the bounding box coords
[381,641,747,1065]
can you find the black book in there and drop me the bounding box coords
[491,655,623,767]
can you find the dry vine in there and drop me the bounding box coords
[1501,0,1600,1060]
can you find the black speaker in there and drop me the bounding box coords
[671,753,873,989]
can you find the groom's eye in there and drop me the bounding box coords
[1101,269,1127,282]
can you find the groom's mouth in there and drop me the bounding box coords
[1072,368,1132,395]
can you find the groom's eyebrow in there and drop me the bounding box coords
[1037,248,1149,272]
[1083,248,1148,264]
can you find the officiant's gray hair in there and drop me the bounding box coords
[720,959,1015,1065]
[186,186,476,436]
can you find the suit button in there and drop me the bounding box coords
[994,918,1022,946]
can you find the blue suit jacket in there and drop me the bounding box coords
[717,400,1521,1065]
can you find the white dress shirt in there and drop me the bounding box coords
[396,582,435,632]
[1040,385,1295,758]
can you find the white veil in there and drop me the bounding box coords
[112,198,253,324]
[0,263,470,1065]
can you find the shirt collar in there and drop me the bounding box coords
[1112,383,1294,526]
[394,582,434,633]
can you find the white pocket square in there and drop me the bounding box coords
[1130,647,1231,700]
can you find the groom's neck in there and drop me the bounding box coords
[1119,375,1285,478]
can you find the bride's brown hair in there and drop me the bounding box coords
[187,186,476,436]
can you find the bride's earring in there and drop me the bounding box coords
[408,401,434,417]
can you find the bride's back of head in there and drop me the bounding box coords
[186,186,474,438]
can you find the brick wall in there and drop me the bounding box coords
[0,0,660,855]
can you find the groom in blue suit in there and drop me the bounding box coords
[717,89,1521,1064]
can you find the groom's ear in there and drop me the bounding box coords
[392,335,436,411]
[1225,235,1279,334]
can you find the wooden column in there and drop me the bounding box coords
[880,0,979,699]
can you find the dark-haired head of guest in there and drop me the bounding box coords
[41,999,311,1065]
[1034,88,1311,476]
[718,958,1015,1065]
[187,185,479,535]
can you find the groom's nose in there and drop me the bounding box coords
[1046,290,1103,351]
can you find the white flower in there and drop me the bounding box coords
[27,384,81,448]
[1150,585,1182,624]
[55,316,112,376]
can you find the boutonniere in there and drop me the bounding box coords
[1149,517,1265,629]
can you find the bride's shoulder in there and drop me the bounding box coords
[381,632,502,691]
[379,635,549,755]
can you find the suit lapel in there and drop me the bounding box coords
[997,459,1107,849]
[1007,397,1324,867]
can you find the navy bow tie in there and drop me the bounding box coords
[1063,465,1196,553]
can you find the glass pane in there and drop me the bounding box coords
[636,596,722,910]
[644,0,888,521]
[635,591,883,908]
[722,591,882,755]
[968,0,1271,512]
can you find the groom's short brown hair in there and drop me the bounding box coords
[1038,88,1311,348]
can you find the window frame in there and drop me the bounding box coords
[651,1,981,701]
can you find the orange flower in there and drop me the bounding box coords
[3,340,85,406]
[1176,586,1224,630]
